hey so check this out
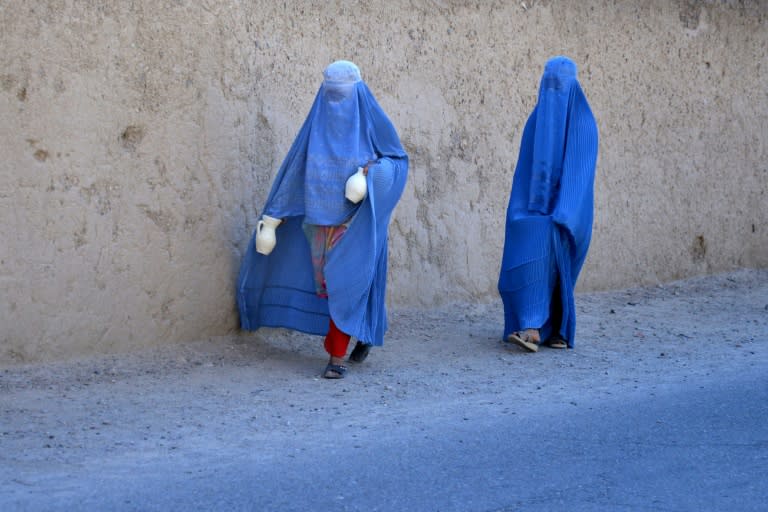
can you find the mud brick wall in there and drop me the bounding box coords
[1,1,766,361]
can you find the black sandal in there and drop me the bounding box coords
[348,341,371,363]
[323,363,348,379]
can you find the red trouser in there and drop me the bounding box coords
[324,318,351,358]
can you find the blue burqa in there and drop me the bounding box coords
[237,61,408,346]
[498,56,598,347]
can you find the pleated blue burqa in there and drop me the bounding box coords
[498,56,598,347]
[237,61,408,346]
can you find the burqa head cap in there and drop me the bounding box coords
[543,56,577,78]
[323,60,362,85]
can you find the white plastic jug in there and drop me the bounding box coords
[255,215,282,255]
[345,167,368,204]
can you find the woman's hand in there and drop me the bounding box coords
[363,159,377,176]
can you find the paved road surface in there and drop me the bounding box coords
[3,363,766,511]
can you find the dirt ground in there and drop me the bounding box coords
[1,268,767,502]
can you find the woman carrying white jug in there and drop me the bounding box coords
[237,60,409,379]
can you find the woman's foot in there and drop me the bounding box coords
[545,334,568,349]
[507,328,541,352]
[348,341,371,363]
[323,356,348,379]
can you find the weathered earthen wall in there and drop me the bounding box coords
[1,0,766,361]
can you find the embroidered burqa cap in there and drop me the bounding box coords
[322,59,361,84]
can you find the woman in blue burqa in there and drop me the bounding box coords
[498,56,598,352]
[237,61,408,378]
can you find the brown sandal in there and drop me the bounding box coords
[506,329,540,352]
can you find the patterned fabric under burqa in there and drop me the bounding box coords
[498,56,599,347]
[237,60,409,347]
